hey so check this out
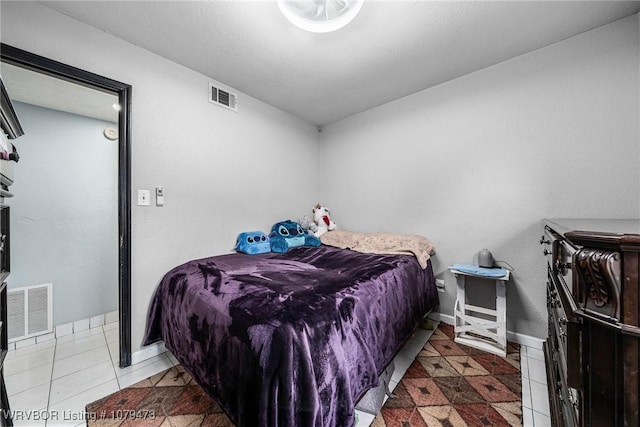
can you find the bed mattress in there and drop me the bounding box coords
[143,245,438,427]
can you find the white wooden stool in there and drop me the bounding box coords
[449,267,510,357]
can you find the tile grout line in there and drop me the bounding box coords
[49,347,113,384]
[523,354,532,426]
[103,325,123,391]
[44,329,117,419]
[45,337,58,427]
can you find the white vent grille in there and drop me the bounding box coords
[8,283,53,342]
[209,82,238,112]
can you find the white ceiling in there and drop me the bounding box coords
[31,1,640,126]
[1,62,119,123]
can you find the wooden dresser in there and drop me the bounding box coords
[542,219,640,427]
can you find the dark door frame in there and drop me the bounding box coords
[1,43,132,367]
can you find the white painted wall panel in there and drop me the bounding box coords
[1,2,320,352]
[320,15,640,339]
[9,103,118,325]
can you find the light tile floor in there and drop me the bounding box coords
[4,321,551,426]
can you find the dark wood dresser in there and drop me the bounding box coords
[542,219,640,427]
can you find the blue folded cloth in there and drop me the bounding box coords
[448,263,508,278]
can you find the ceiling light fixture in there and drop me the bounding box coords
[277,0,364,33]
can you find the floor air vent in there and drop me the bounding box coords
[8,283,53,342]
[209,82,238,112]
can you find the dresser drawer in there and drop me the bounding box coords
[547,267,581,427]
[548,267,581,384]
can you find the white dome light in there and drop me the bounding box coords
[277,0,364,33]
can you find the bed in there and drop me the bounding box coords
[143,239,438,427]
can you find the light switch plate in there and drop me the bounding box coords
[156,186,164,206]
[137,189,151,206]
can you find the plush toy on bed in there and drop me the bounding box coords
[234,231,271,255]
[313,203,337,237]
[298,214,318,235]
[270,220,321,253]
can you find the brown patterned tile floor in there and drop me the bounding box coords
[85,323,521,427]
[372,323,522,427]
[85,366,233,427]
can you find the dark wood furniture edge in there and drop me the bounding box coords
[544,340,563,427]
[565,230,640,252]
[550,222,640,427]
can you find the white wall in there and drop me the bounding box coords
[1,2,321,353]
[9,103,118,325]
[320,15,640,339]
[2,2,638,350]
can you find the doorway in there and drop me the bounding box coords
[0,44,132,367]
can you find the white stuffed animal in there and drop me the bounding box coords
[298,214,318,234]
[313,203,337,237]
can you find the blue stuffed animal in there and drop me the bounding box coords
[269,220,321,253]
[234,231,271,255]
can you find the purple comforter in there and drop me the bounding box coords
[143,245,438,427]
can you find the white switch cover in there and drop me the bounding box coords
[156,186,164,206]
[137,189,151,206]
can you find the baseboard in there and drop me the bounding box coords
[132,341,167,365]
[429,312,545,350]
[506,330,544,350]
[429,311,455,325]
[8,309,118,351]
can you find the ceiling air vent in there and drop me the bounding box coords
[209,82,238,112]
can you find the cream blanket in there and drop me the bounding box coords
[320,229,435,269]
